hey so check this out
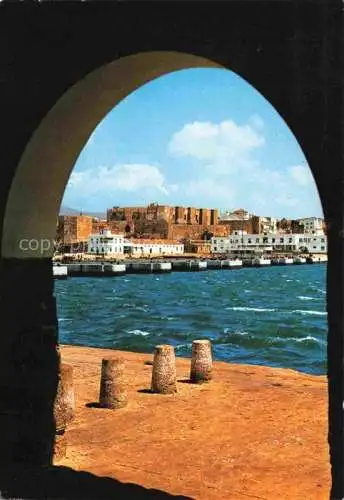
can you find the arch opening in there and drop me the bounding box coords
[2,50,330,498]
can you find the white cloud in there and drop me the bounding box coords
[167,119,321,216]
[168,119,265,174]
[67,164,171,196]
[288,164,313,187]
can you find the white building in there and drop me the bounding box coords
[124,239,184,257]
[297,217,324,234]
[87,230,124,256]
[211,232,327,254]
[219,208,251,221]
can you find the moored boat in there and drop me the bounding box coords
[252,257,271,267]
[278,257,294,265]
[228,259,243,269]
[53,264,68,279]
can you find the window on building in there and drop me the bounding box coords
[272,238,275,243]
[280,238,284,243]
[321,246,325,250]
[256,238,259,243]
[214,246,217,251]
[289,238,293,243]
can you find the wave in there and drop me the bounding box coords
[226,306,275,312]
[294,335,320,343]
[297,296,317,301]
[128,329,150,336]
[292,309,327,316]
[270,335,323,346]
[175,343,192,350]
[224,328,248,336]
[214,333,324,348]
[58,318,72,322]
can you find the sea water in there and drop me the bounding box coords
[55,264,327,375]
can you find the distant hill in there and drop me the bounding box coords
[59,205,106,219]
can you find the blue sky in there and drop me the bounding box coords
[62,68,323,218]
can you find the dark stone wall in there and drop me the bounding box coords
[0,258,59,467]
[0,2,341,498]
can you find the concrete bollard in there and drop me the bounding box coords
[190,339,213,383]
[151,345,177,394]
[54,363,75,432]
[99,357,128,409]
[53,430,67,461]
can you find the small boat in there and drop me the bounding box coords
[252,257,271,267]
[307,255,327,264]
[228,259,243,269]
[53,264,68,279]
[278,257,294,265]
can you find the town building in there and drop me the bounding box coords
[296,217,325,234]
[87,230,124,256]
[218,208,253,234]
[57,215,111,252]
[251,215,278,234]
[183,240,212,255]
[276,218,305,234]
[124,239,184,257]
[57,215,93,245]
[218,209,277,235]
[211,232,327,254]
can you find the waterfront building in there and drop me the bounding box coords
[218,208,252,234]
[57,214,93,245]
[276,218,304,234]
[87,230,124,256]
[251,215,278,234]
[183,240,212,255]
[296,217,325,234]
[211,232,327,254]
[124,239,184,257]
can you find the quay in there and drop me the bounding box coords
[56,344,329,500]
[53,255,327,278]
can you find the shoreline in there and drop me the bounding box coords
[57,344,329,499]
[60,342,326,378]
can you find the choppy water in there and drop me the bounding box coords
[55,265,327,375]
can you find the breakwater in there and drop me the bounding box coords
[54,256,326,278]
